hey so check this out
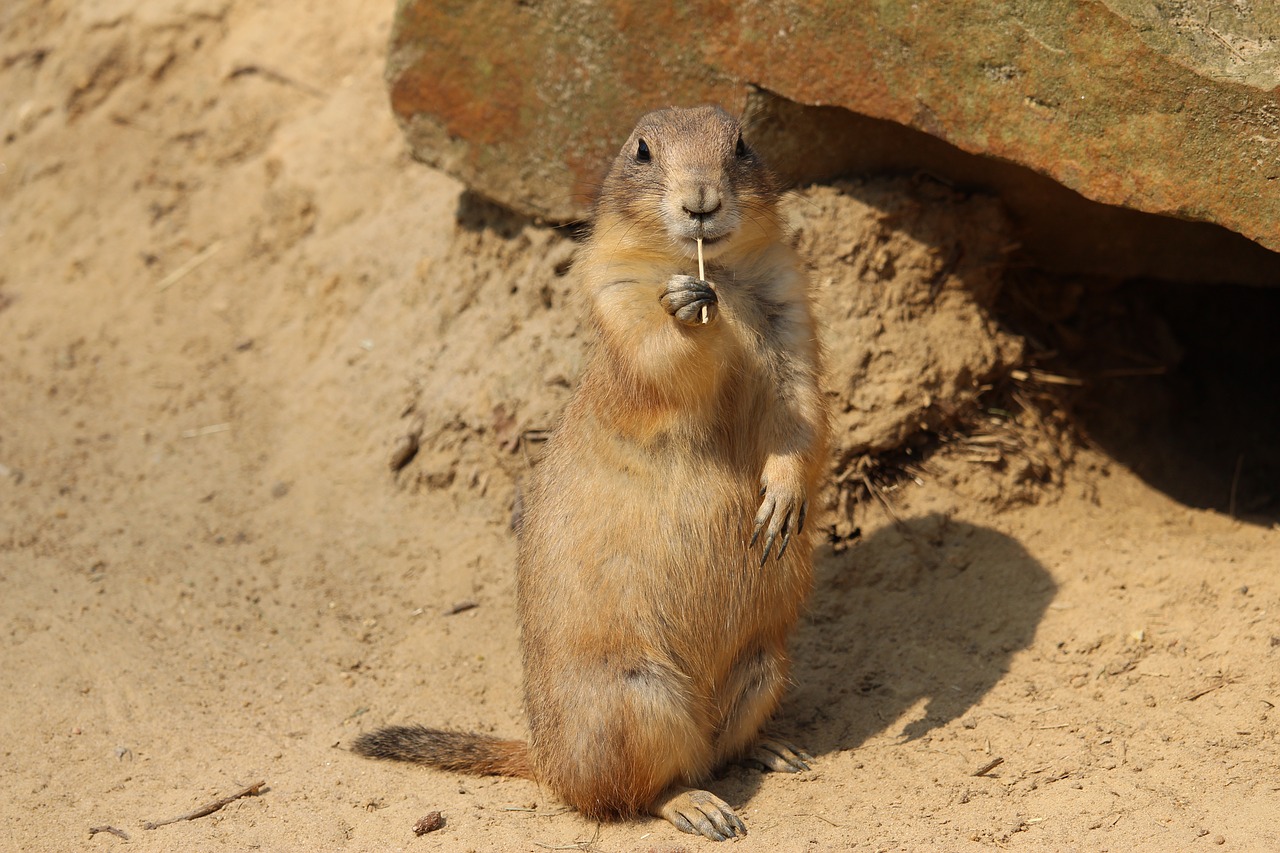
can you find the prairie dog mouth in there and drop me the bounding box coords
[671,220,731,243]
[681,233,729,261]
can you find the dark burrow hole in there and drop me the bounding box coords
[1005,274,1280,522]
[746,90,1280,525]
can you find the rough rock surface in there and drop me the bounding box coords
[389,1,1280,254]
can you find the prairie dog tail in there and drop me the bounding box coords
[351,726,534,778]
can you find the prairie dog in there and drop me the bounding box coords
[353,105,828,841]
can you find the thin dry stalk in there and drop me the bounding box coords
[142,780,266,830]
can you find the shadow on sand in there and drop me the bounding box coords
[716,512,1055,805]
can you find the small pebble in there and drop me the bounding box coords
[445,600,478,616]
[388,432,420,473]
[413,811,444,835]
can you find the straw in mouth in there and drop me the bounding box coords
[697,238,708,324]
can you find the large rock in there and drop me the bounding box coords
[388,1,1280,268]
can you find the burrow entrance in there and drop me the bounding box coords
[751,91,1280,525]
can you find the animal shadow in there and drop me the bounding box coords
[794,512,1055,751]
[714,511,1054,807]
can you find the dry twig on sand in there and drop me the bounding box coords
[142,780,266,830]
[971,756,1005,777]
[155,241,224,291]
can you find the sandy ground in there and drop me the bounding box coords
[2,1,1278,851]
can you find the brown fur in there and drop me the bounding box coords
[352,725,532,776]
[353,105,828,839]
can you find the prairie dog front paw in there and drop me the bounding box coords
[661,275,718,326]
[751,462,808,564]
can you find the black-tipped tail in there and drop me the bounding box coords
[351,725,533,778]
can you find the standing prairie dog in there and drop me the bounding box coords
[353,105,828,841]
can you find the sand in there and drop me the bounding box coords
[2,1,1278,851]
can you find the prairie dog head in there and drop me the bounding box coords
[596,105,781,263]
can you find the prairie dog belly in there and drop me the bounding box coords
[517,423,809,699]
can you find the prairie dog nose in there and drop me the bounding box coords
[682,185,722,218]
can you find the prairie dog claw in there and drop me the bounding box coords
[752,490,806,564]
[656,787,747,841]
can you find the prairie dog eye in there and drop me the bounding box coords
[735,135,747,158]
[636,139,651,163]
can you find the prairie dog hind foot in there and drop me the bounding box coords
[653,737,810,841]
[744,737,813,773]
[654,786,748,841]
